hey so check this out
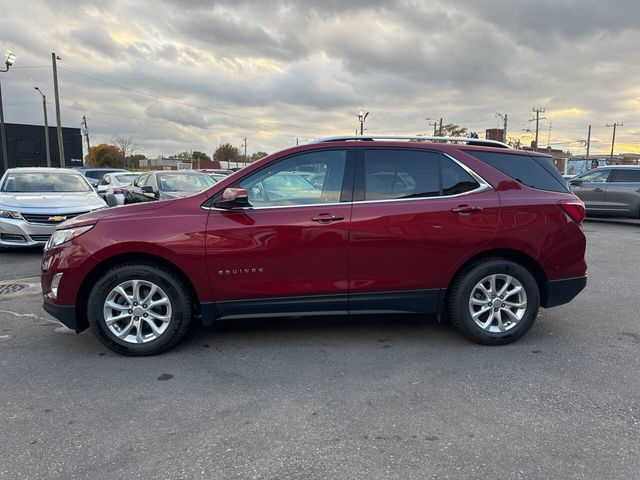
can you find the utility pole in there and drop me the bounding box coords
[81,115,91,156]
[496,113,508,142]
[586,125,591,157]
[0,51,16,175]
[438,117,443,136]
[358,109,369,135]
[606,122,623,164]
[547,122,552,148]
[34,88,51,167]
[243,137,247,165]
[428,120,438,136]
[52,53,65,167]
[529,108,546,151]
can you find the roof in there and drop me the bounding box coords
[4,167,84,174]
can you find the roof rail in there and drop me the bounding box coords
[309,135,512,149]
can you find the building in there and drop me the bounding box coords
[0,123,83,175]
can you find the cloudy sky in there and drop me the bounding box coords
[1,0,639,158]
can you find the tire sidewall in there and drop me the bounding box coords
[453,260,540,344]
[88,264,190,355]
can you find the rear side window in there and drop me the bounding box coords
[466,151,568,193]
[612,169,640,182]
[362,150,480,200]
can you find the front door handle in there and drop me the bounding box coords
[451,205,483,214]
[311,214,344,223]
[593,188,604,192]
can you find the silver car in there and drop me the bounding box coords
[0,168,107,248]
[97,172,141,207]
[569,166,640,218]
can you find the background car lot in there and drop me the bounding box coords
[0,218,638,479]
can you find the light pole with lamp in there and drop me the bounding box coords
[358,109,369,136]
[34,87,51,167]
[0,51,16,175]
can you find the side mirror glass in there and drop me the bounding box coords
[141,185,156,196]
[215,188,251,209]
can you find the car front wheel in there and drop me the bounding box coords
[88,263,192,355]
[448,258,540,345]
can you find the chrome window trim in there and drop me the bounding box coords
[201,152,493,211]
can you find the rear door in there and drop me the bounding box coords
[348,148,499,313]
[604,169,640,217]
[569,169,612,213]
[205,148,355,316]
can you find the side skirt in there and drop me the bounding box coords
[200,289,444,324]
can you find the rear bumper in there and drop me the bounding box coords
[542,276,587,308]
[42,297,80,332]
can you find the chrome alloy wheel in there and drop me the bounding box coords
[103,280,172,344]
[468,274,527,333]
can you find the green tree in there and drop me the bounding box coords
[249,151,269,162]
[213,143,241,165]
[85,144,123,167]
[126,154,146,169]
[437,123,468,137]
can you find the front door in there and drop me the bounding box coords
[348,148,500,313]
[570,169,612,214]
[205,148,354,317]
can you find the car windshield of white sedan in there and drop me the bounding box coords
[158,174,214,192]
[1,172,92,192]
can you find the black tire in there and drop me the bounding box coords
[88,262,192,356]
[448,258,540,345]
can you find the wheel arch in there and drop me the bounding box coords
[74,252,201,332]
[446,248,547,296]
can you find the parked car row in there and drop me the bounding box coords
[0,167,234,248]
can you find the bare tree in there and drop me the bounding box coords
[112,135,138,167]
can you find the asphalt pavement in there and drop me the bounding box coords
[0,219,639,479]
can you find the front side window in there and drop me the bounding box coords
[158,174,214,192]
[239,150,347,207]
[577,170,611,183]
[612,169,640,183]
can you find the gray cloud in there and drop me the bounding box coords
[1,0,639,157]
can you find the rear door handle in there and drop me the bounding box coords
[311,214,344,223]
[593,188,604,192]
[451,205,483,214]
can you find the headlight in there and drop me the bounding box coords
[0,209,23,219]
[45,225,94,250]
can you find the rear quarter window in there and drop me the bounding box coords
[466,151,569,193]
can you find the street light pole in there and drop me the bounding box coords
[0,51,16,175]
[52,53,65,167]
[358,109,369,135]
[34,87,51,167]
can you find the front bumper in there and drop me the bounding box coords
[42,297,80,332]
[0,217,54,246]
[542,276,587,308]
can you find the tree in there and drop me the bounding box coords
[192,151,211,161]
[85,144,122,167]
[437,123,468,137]
[127,154,146,169]
[113,135,138,160]
[213,143,241,165]
[249,151,269,162]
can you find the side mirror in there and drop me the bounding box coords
[215,188,251,209]
[569,179,582,186]
[141,185,158,197]
[97,184,108,192]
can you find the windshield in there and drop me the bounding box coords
[158,174,215,192]
[115,174,140,185]
[1,172,92,193]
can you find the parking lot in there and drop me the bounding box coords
[0,218,638,479]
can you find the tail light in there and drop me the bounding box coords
[558,199,586,224]
[112,188,124,195]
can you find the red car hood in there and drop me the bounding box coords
[58,199,177,229]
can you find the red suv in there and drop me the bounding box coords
[41,136,587,355]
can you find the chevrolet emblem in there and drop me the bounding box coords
[48,215,67,222]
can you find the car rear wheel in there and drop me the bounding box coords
[448,258,540,345]
[88,263,192,355]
